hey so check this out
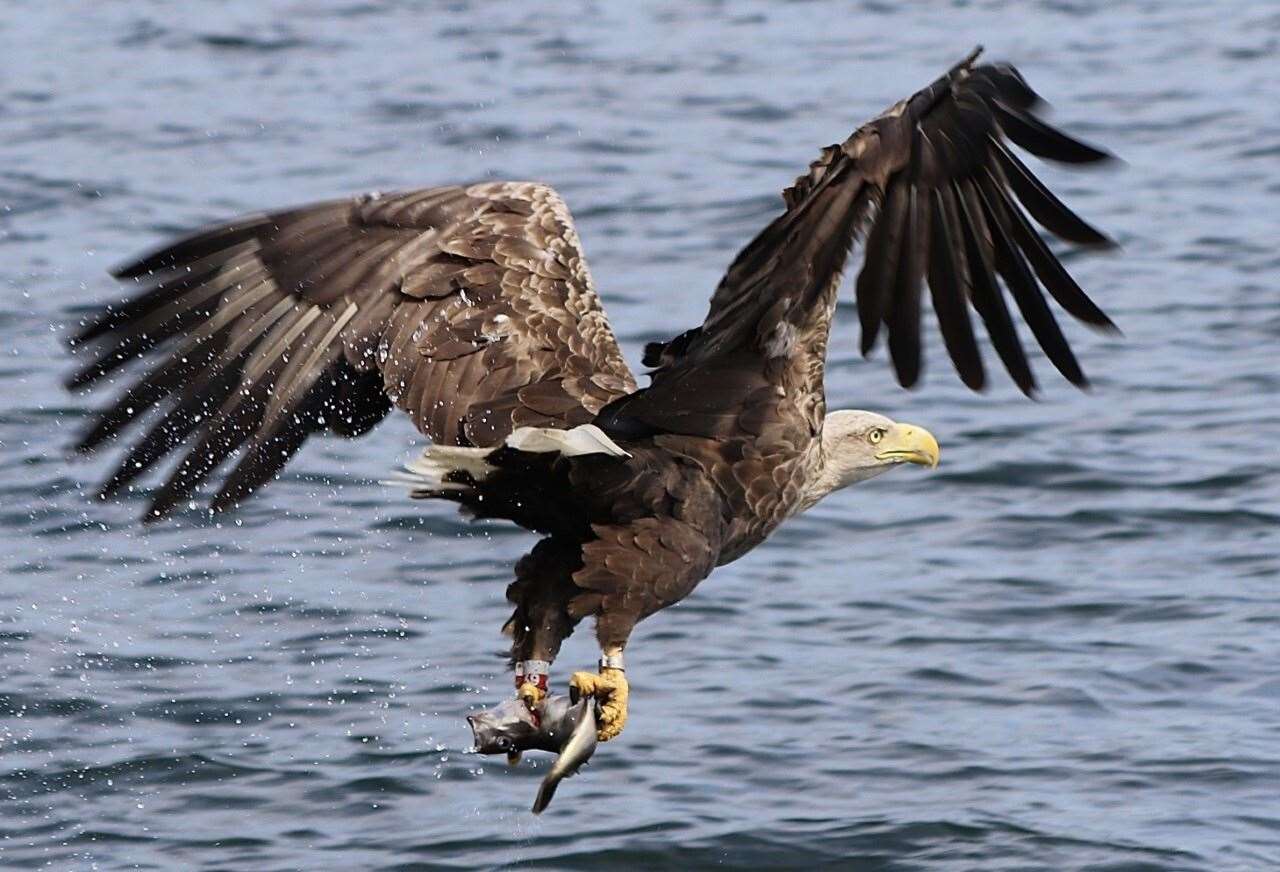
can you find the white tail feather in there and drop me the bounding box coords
[384,444,495,497]
[411,445,496,479]
[385,424,628,499]
[505,424,630,458]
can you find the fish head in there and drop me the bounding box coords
[467,698,541,754]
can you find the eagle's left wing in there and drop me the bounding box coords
[640,48,1116,405]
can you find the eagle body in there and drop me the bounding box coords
[68,50,1116,755]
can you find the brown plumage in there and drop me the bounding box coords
[68,50,1117,744]
[70,183,635,517]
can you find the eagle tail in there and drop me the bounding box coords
[385,424,629,500]
[384,444,495,499]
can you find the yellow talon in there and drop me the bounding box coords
[510,681,546,764]
[569,666,629,741]
[516,681,546,709]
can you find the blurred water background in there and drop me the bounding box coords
[2,1,1278,869]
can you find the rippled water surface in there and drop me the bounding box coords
[3,2,1279,869]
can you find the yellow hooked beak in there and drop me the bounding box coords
[875,422,940,469]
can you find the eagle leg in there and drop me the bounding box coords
[569,647,629,741]
[507,659,553,765]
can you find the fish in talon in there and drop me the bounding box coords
[468,693,598,813]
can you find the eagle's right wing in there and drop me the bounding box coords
[69,182,636,518]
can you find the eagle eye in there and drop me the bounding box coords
[867,427,886,444]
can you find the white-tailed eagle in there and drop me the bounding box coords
[68,49,1116,762]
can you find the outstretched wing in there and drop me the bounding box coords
[68,182,636,518]
[643,48,1116,401]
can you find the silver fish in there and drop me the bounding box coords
[467,692,598,813]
